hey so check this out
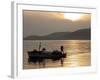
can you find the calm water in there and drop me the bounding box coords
[23,40,91,69]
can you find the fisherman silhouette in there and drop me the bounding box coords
[60,45,64,66]
[41,48,46,68]
[42,48,46,52]
[60,45,64,54]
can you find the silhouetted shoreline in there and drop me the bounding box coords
[24,28,90,40]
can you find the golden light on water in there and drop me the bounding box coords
[65,53,90,67]
[23,40,91,69]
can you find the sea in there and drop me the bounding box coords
[23,40,91,69]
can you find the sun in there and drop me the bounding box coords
[64,13,82,21]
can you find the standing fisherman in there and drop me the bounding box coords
[60,45,64,54]
[60,45,64,66]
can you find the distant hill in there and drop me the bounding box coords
[24,28,90,40]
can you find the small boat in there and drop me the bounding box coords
[28,50,66,63]
[27,42,66,67]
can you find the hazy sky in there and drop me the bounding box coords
[23,10,91,37]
